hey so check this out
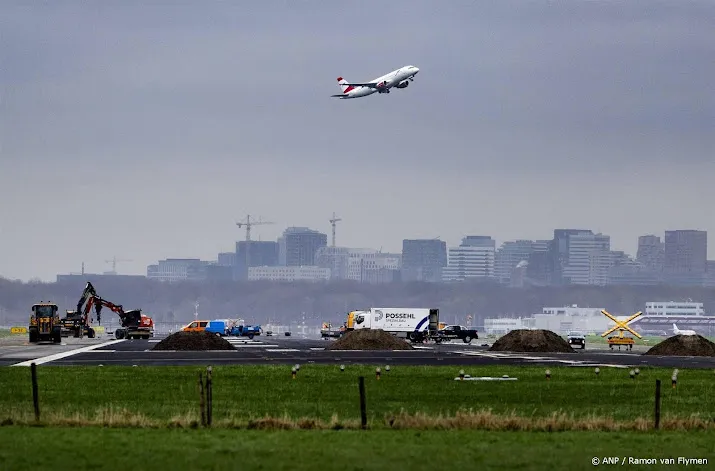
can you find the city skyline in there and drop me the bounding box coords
[2,1,714,282]
[2,221,714,282]
[64,226,710,283]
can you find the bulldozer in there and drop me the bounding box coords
[28,302,62,343]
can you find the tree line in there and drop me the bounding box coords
[1,276,713,326]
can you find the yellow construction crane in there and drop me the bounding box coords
[236,215,274,269]
[104,256,132,275]
[329,212,342,247]
[600,309,643,351]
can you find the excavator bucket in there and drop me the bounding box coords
[95,304,103,325]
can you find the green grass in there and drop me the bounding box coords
[0,427,712,471]
[0,329,11,339]
[2,365,714,427]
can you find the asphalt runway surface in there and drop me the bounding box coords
[3,334,715,368]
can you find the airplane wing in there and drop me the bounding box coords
[341,82,383,88]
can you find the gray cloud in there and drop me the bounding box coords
[1,0,713,281]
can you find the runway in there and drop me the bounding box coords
[3,334,715,368]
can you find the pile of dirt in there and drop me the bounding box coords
[489,329,575,353]
[152,331,236,351]
[643,335,715,357]
[326,329,414,351]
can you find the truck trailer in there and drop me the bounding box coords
[345,308,440,343]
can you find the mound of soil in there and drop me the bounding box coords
[326,329,414,351]
[489,329,575,353]
[152,331,236,351]
[643,335,715,357]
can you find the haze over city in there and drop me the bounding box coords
[1,1,714,282]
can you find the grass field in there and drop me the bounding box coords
[2,365,714,429]
[0,427,712,471]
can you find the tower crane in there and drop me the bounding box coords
[104,256,132,275]
[236,215,274,270]
[329,212,342,247]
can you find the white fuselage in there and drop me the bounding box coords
[341,65,419,99]
[673,323,697,336]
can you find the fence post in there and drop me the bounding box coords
[206,366,213,427]
[654,379,661,430]
[358,376,367,429]
[31,362,40,422]
[198,372,206,427]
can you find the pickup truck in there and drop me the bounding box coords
[204,320,262,339]
[437,325,479,344]
[567,332,586,349]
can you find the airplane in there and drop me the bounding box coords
[673,323,697,336]
[331,65,420,99]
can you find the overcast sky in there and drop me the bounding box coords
[1,1,714,281]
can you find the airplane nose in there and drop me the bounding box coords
[413,67,419,74]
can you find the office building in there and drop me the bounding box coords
[401,239,447,282]
[234,240,279,280]
[562,233,610,285]
[443,236,495,282]
[146,258,211,282]
[636,235,664,271]
[548,229,594,285]
[663,230,707,285]
[278,227,328,267]
[248,266,330,282]
[495,240,541,284]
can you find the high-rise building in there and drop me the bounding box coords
[664,230,707,285]
[637,235,664,271]
[315,246,350,280]
[495,240,538,284]
[525,240,550,285]
[401,239,447,282]
[234,241,280,280]
[664,230,707,273]
[562,233,610,285]
[548,229,594,285]
[278,227,328,267]
[443,236,495,282]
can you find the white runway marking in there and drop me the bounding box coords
[453,350,634,368]
[310,348,326,351]
[12,339,127,366]
[265,348,300,352]
[230,343,277,348]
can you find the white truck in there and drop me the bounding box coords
[345,307,440,343]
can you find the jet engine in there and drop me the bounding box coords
[395,81,409,89]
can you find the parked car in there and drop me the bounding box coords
[567,331,586,349]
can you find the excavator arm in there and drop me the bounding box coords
[88,296,125,326]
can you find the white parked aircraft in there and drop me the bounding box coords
[331,65,420,99]
[672,323,697,336]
